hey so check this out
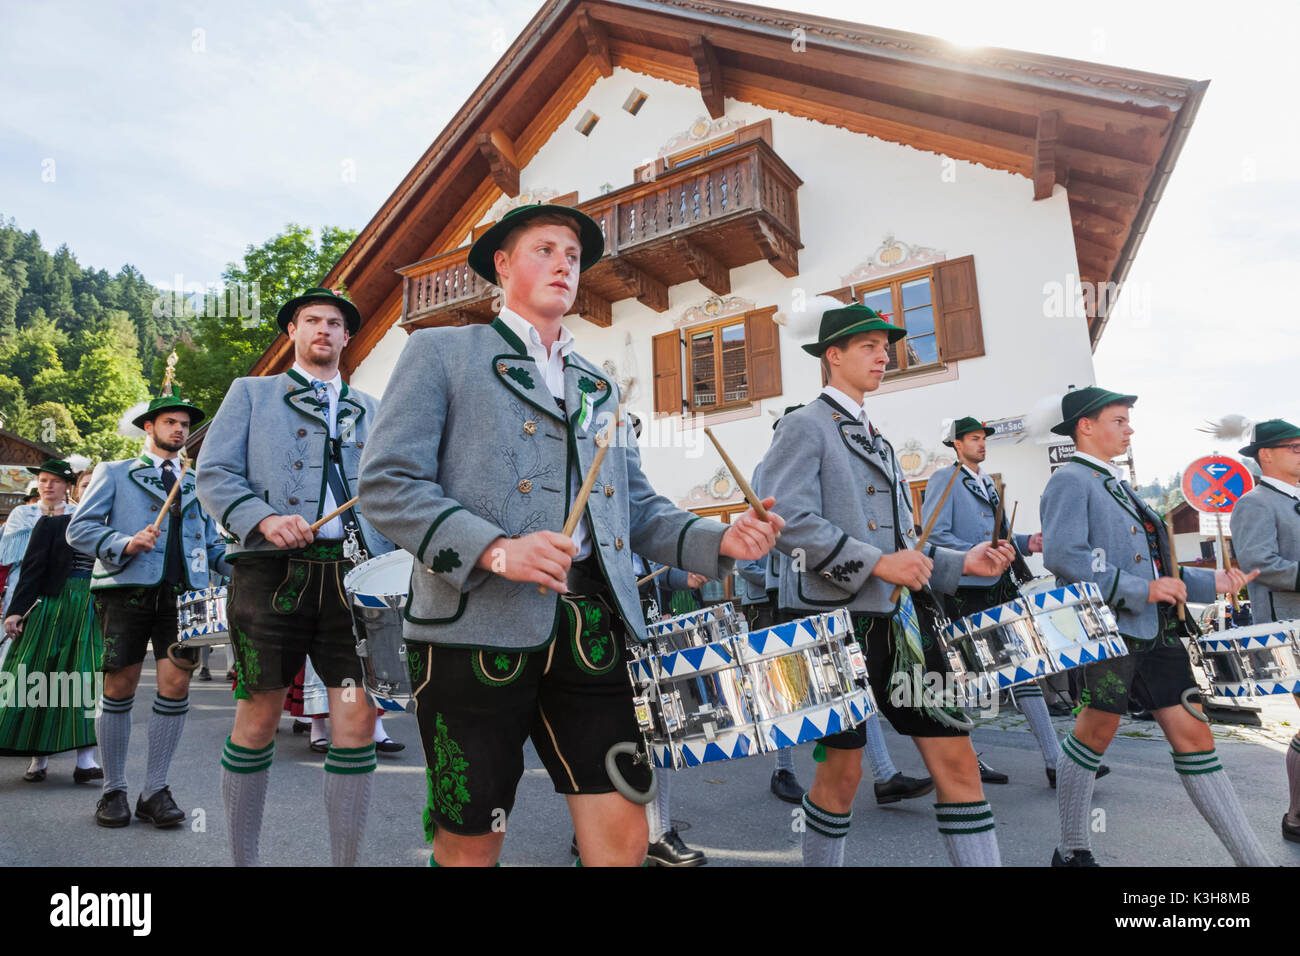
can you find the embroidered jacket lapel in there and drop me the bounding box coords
[490,318,565,423]
[563,357,612,436]
[282,369,331,429]
[127,458,168,503]
[1259,480,1300,518]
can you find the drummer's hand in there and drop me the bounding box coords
[719,499,784,560]
[3,614,22,639]
[1148,576,1187,605]
[478,531,577,593]
[872,550,933,590]
[1027,532,1043,554]
[685,573,707,589]
[1216,567,1258,595]
[256,514,314,550]
[124,526,160,556]
[962,540,1014,578]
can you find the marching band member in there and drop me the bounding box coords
[1229,418,1300,843]
[67,396,229,828]
[760,302,1016,866]
[197,287,396,866]
[1039,387,1267,865]
[922,416,1109,788]
[357,203,782,866]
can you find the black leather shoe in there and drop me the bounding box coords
[376,737,405,753]
[135,786,186,828]
[1047,700,1074,717]
[22,767,46,782]
[874,772,935,804]
[646,828,707,867]
[73,766,104,784]
[977,756,1009,784]
[197,667,212,681]
[95,789,131,828]
[292,720,310,735]
[1129,708,1155,722]
[1284,815,1300,844]
[769,769,804,804]
[1051,847,1099,867]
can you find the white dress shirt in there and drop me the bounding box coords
[497,308,591,561]
[821,385,868,429]
[294,362,344,539]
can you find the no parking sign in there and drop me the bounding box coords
[1180,456,1254,513]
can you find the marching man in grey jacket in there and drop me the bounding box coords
[198,286,395,866]
[67,393,229,829]
[761,302,1016,867]
[358,204,783,867]
[1039,387,1266,866]
[1229,418,1300,843]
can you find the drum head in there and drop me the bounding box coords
[343,549,414,597]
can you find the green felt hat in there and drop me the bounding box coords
[944,416,994,446]
[467,204,604,285]
[276,287,361,335]
[1050,386,1138,436]
[1239,419,1300,459]
[26,458,75,483]
[132,394,206,430]
[801,303,906,356]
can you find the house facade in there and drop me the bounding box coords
[248,0,1206,582]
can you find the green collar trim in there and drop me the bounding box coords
[491,317,528,357]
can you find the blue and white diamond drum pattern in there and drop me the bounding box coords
[1195,620,1300,698]
[939,581,1128,706]
[627,608,876,770]
[644,602,746,653]
[343,549,416,712]
[176,587,229,647]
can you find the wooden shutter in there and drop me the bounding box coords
[652,329,683,415]
[933,255,984,362]
[745,306,782,401]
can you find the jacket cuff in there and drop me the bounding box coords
[812,536,881,596]
[928,545,966,596]
[1113,570,1151,613]
[416,506,505,592]
[1181,566,1217,605]
[1013,533,1031,556]
[95,529,134,569]
[675,516,734,581]
[225,497,277,546]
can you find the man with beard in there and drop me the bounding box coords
[68,395,230,828]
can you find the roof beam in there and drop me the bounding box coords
[689,35,726,119]
[571,287,612,327]
[611,260,670,312]
[671,237,730,295]
[575,8,612,78]
[476,128,520,198]
[1032,109,1059,200]
[1067,179,1142,213]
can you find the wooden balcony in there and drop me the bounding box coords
[398,137,802,330]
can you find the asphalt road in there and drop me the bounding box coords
[2,652,1297,867]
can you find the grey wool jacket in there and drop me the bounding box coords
[1040,457,1215,640]
[67,455,231,590]
[757,393,965,615]
[356,318,733,651]
[921,463,1031,587]
[195,369,396,561]
[1229,482,1300,623]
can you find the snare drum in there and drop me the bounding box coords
[643,602,746,654]
[343,550,415,712]
[1196,620,1300,698]
[939,581,1128,705]
[175,587,229,647]
[627,609,875,770]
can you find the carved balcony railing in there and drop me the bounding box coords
[398,137,802,330]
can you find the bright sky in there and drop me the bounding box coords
[1,0,1295,483]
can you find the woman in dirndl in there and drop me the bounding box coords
[0,459,104,783]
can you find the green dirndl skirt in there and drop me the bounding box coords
[0,575,102,756]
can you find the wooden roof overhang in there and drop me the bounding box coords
[248,0,1205,379]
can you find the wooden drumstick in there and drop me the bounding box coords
[1006,501,1018,541]
[150,458,188,530]
[991,477,1006,546]
[703,426,776,535]
[1164,514,1186,622]
[636,565,669,587]
[309,496,359,533]
[889,461,962,603]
